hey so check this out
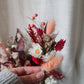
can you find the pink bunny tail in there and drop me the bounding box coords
[42,56,63,72]
[46,19,55,35]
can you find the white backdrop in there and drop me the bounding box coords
[0,0,84,84]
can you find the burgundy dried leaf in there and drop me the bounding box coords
[56,39,66,51]
[17,39,25,51]
[18,51,26,66]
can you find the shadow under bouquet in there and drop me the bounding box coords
[0,13,66,84]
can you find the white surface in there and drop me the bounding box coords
[0,0,84,84]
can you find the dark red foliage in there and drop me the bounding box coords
[28,64,31,66]
[18,51,26,66]
[8,57,16,64]
[49,71,64,80]
[56,39,66,51]
[32,56,43,65]
[11,47,17,52]
[36,28,43,36]
[28,24,37,43]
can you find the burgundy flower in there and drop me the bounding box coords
[32,56,43,65]
[28,64,31,66]
[56,39,66,51]
[36,28,43,36]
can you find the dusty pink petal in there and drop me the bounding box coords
[46,19,55,35]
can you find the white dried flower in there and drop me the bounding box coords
[29,43,42,58]
[45,76,58,84]
[12,52,18,59]
[11,45,17,48]
[6,48,10,51]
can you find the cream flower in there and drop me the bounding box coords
[29,43,42,58]
[11,45,17,48]
[45,76,58,84]
[6,48,10,52]
[42,50,56,62]
[12,52,18,59]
